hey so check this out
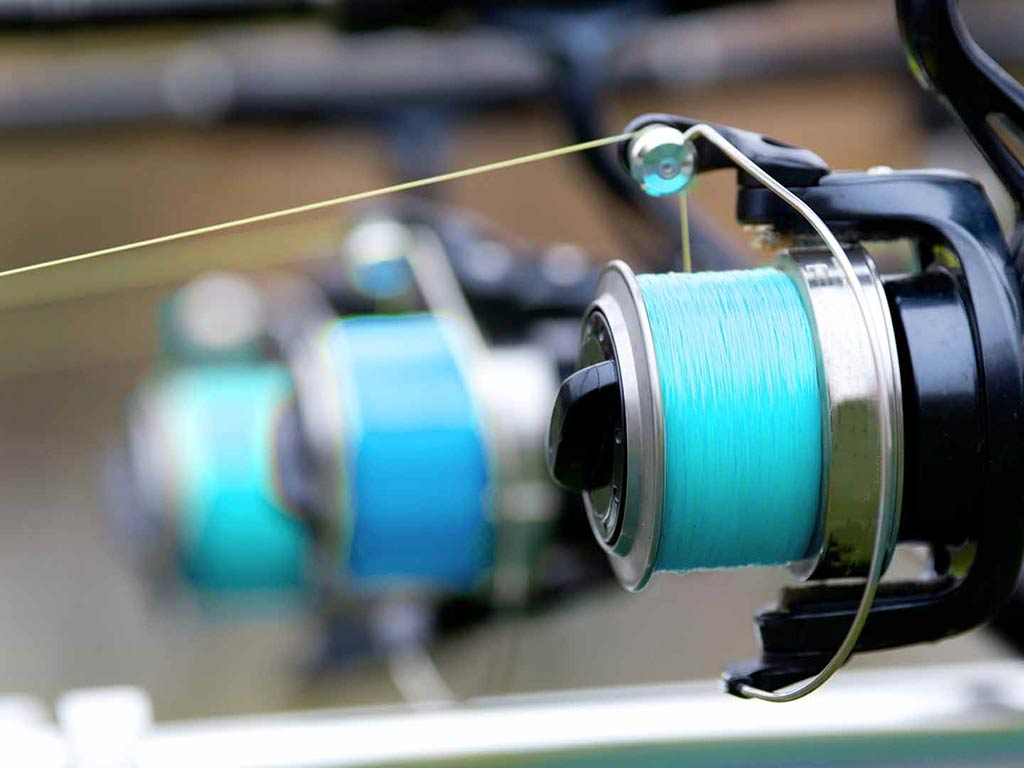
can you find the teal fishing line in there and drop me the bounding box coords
[325,313,494,593]
[637,268,823,571]
[165,363,309,592]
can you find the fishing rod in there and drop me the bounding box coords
[0,0,761,31]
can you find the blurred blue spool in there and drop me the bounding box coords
[637,269,823,571]
[147,364,309,592]
[322,314,494,593]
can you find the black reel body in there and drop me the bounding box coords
[729,152,1024,694]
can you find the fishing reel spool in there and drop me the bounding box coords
[285,214,563,611]
[117,271,331,596]
[548,0,1024,699]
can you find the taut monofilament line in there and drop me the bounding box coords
[0,132,637,283]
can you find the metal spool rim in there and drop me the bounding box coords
[582,260,665,591]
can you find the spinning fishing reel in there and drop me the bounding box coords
[547,0,1024,700]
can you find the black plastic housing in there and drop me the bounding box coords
[884,269,980,548]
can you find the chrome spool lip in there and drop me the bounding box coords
[777,247,904,579]
[584,260,664,591]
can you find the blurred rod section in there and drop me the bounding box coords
[0,2,1022,132]
[0,1,759,31]
[0,29,546,128]
[0,0,319,28]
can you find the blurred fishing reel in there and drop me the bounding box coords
[113,205,611,667]
[548,0,1024,700]
[281,209,569,613]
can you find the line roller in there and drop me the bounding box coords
[126,362,309,594]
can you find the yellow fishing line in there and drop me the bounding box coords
[0,132,636,283]
[679,193,691,273]
[0,218,339,311]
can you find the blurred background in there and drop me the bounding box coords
[0,0,1020,722]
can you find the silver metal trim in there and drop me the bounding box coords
[405,223,488,355]
[585,261,665,591]
[779,248,904,579]
[123,382,184,577]
[473,345,561,607]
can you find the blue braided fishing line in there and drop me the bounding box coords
[327,314,494,593]
[637,269,823,571]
